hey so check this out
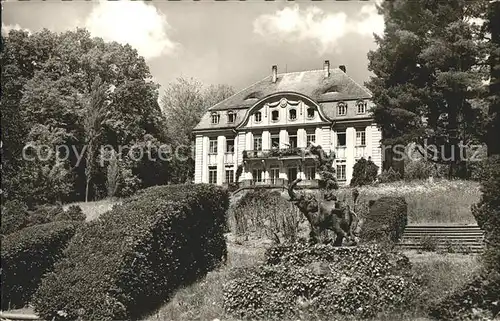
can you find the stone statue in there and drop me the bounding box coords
[288,178,359,246]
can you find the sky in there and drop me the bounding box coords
[2,0,385,92]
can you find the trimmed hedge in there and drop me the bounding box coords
[429,270,500,320]
[224,243,419,319]
[33,184,229,321]
[359,196,408,246]
[1,200,29,235]
[1,221,79,309]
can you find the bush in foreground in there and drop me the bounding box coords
[33,184,229,321]
[359,196,408,246]
[429,270,500,320]
[350,157,379,187]
[223,243,419,320]
[1,221,79,309]
[0,200,30,235]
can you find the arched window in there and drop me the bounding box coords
[289,109,297,120]
[307,107,315,119]
[227,110,236,123]
[254,111,262,123]
[337,102,347,116]
[271,110,279,121]
[356,100,366,114]
[211,112,220,124]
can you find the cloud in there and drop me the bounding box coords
[253,3,384,54]
[85,0,180,60]
[355,2,384,37]
[1,23,31,36]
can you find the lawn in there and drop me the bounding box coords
[336,179,481,225]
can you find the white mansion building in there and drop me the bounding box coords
[193,61,382,187]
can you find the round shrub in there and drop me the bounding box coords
[359,196,408,246]
[1,221,79,309]
[223,243,418,320]
[1,200,29,235]
[350,157,379,187]
[33,184,229,321]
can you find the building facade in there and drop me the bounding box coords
[193,61,382,187]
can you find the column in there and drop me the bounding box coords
[321,126,331,153]
[262,130,270,150]
[194,135,203,183]
[279,129,288,148]
[217,135,225,185]
[365,125,372,159]
[245,132,253,150]
[371,124,383,174]
[297,128,307,148]
[233,135,239,179]
[237,132,246,164]
[346,127,356,183]
[202,136,209,183]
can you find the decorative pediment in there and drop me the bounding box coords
[267,97,301,108]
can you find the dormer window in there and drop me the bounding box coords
[227,110,236,123]
[337,102,347,116]
[254,111,262,123]
[356,100,367,114]
[271,110,279,122]
[211,112,220,124]
[289,109,297,120]
[307,107,315,119]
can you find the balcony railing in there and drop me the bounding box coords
[243,147,312,160]
[239,178,319,188]
[336,147,346,159]
[208,153,217,165]
[355,146,366,158]
[224,152,235,164]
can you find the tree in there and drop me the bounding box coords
[366,0,490,178]
[84,77,108,202]
[2,28,167,203]
[160,77,234,183]
[350,157,379,187]
[487,1,500,156]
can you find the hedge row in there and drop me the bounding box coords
[33,184,229,321]
[224,243,419,319]
[1,221,79,309]
[359,196,408,246]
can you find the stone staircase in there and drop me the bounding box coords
[397,225,485,254]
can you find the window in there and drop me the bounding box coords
[306,130,316,144]
[336,163,346,181]
[305,165,316,180]
[227,111,236,123]
[211,112,220,124]
[356,131,366,146]
[337,132,346,147]
[289,109,297,120]
[307,107,315,119]
[254,111,262,122]
[225,170,234,183]
[209,166,217,184]
[252,169,263,182]
[356,101,366,114]
[209,138,218,154]
[288,131,297,148]
[254,134,262,151]
[271,110,279,121]
[226,139,235,153]
[337,102,347,116]
[271,132,280,148]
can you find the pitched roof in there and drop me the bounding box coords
[209,68,371,111]
[193,67,372,131]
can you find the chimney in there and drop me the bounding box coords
[272,65,277,83]
[339,65,346,73]
[323,60,330,78]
